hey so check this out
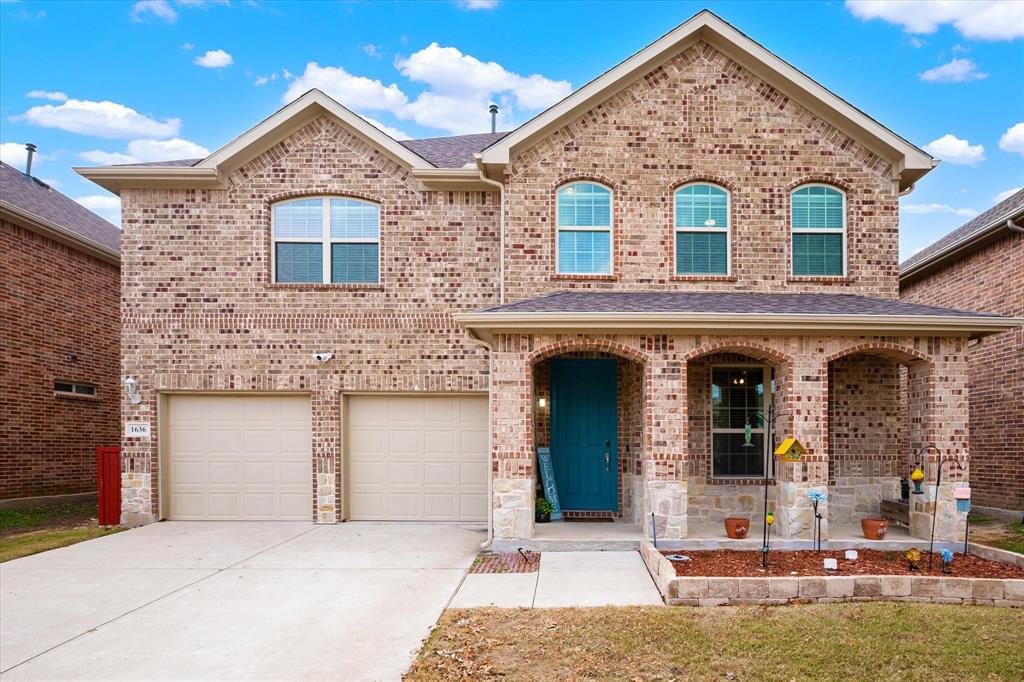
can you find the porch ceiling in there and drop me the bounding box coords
[456,292,1022,344]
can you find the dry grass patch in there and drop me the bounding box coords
[406,603,1023,681]
[0,500,121,562]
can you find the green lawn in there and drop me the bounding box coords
[407,603,1024,681]
[0,499,121,563]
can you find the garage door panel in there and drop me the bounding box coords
[167,395,312,521]
[348,395,487,522]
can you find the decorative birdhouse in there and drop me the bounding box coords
[954,486,971,513]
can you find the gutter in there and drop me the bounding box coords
[901,209,1024,283]
[0,201,120,264]
[463,327,496,549]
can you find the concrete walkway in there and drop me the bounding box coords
[0,521,483,681]
[451,551,663,608]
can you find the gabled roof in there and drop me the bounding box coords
[0,161,120,262]
[76,90,437,194]
[477,10,934,191]
[456,291,1021,344]
[401,132,508,168]
[900,189,1024,283]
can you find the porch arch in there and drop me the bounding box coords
[528,338,651,367]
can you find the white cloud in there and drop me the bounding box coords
[359,116,411,141]
[923,133,985,166]
[395,42,571,133]
[16,98,181,139]
[993,187,1023,204]
[919,58,987,83]
[907,36,926,48]
[901,203,978,218]
[283,62,408,111]
[25,90,67,101]
[194,49,233,68]
[254,73,278,86]
[0,141,32,168]
[75,195,122,226]
[80,138,210,165]
[455,0,499,9]
[180,42,195,50]
[362,44,382,59]
[131,0,176,23]
[846,1,1024,41]
[998,122,1024,155]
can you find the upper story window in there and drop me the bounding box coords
[272,197,380,284]
[556,182,612,275]
[675,183,730,275]
[791,184,845,276]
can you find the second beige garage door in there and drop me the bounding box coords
[346,395,488,521]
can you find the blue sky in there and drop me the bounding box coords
[1,0,1021,260]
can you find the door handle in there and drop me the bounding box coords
[605,451,610,471]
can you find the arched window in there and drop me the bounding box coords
[674,183,730,275]
[272,197,380,284]
[556,181,612,275]
[791,184,845,276]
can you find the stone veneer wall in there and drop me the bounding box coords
[827,354,903,526]
[901,231,1024,511]
[1,220,120,499]
[118,116,499,524]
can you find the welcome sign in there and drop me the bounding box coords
[537,447,563,521]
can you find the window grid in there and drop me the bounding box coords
[556,182,613,275]
[272,197,380,284]
[674,183,730,275]
[791,184,846,276]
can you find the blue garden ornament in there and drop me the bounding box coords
[940,548,954,563]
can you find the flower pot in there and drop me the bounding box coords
[724,517,750,539]
[536,512,551,523]
[861,517,889,540]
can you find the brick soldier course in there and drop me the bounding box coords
[76,12,1019,539]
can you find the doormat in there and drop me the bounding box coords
[564,517,614,522]
[469,550,539,574]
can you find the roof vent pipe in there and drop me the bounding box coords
[489,104,498,134]
[24,143,37,177]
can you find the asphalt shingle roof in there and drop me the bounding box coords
[901,188,1024,272]
[477,291,1001,318]
[1,161,120,253]
[400,132,509,168]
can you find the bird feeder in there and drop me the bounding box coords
[954,487,971,513]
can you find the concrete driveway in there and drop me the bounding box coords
[0,521,483,681]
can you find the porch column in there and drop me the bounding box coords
[908,339,969,541]
[490,336,535,540]
[643,349,687,539]
[773,350,829,539]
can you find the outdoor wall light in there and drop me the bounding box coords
[538,397,547,408]
[123,377,142,405]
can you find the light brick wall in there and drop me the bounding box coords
[901,231,1024,511]
[502,40,900,302]
[0,220,120,499]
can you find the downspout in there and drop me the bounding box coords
[1008,217,1024,234]
[465,328,495,549]
[475,158,505,304]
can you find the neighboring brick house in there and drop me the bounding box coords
[1,158,121,502]
[900,191,1024,513]
[77,11,1018,543]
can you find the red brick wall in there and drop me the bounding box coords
[0,219,120,499]
[901,231,1024,511]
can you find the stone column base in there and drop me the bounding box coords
[645,479,688,539]
[493,478,534,540]
[120,472,154,527]
[910,484,967,542]
[774,482,829,540]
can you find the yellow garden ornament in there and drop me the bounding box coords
[765,512,775,526]
[910,465,925,494]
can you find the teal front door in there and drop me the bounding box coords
[550,359,617,511]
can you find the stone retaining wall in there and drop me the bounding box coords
[641,542,1024,608]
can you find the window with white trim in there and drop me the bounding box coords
[710,366,770,478]
[791,184,845,276]
[556,182,612,275]
[54,381,96,397]
[272,197,380,284]
[675,183,730,275]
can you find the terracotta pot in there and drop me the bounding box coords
[724,517,750,539]
[861,517,889,540]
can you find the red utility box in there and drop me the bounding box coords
[97,446,121,526]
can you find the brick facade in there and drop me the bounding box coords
[1,220,120,499]
[901,231,1024,511]
[115,35,974,541]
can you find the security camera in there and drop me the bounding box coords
[314,352,333,362]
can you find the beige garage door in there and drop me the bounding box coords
[347,395,488,521]
[166,395,312,520]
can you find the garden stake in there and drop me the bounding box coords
[651,512,657,549]
[927,454,965,571]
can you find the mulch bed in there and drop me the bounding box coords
[469,551,540,574]
[662,549,1024,578]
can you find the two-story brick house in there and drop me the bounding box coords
[78,11,1018,544]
